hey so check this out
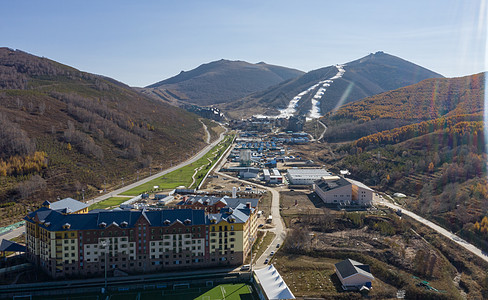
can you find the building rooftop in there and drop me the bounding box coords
[315,177,351,191]
[345,178,373,191]
[48,197,89,213]
[254,264,295,300]
[335,259,374,280]
[176,196,258,209]
[25,203,255,231]
[287,168,330,177]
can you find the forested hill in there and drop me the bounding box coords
[321,73,484,142]
[143,59,304,106]
[320,72,487,251]
[0,48,206,225]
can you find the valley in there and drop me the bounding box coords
[0,48,486,300]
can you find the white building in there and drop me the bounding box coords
[348,178,375,205]
[335,259,374,290]
[286,168,331,185]
[313,177,374,206]
[263,168,283,184]
[313,177,352,205]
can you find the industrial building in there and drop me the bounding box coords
[286,168,331,185]
[263,169,283,184]
[313,177,375,206]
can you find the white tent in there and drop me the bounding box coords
[254,264,295,300]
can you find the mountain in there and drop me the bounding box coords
[0,48,207,225]
[319,72,487,252]
[222,51,444,119]
[143,59,304,106]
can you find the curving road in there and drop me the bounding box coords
[87,126,227,206]
[1,125,227,242]
[376,198,488,264]
[317,120,327,142]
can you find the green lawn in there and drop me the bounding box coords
[88,197,132,211]
[195,283,255,300]
[120,135,233,196]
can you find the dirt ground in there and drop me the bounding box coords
[276,189,469,299]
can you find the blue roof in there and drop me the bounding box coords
[25,208,208,231]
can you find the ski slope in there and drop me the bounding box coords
[307,64,345,119]
[254,64,345,119]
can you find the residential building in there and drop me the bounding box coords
[286,168,331,185]
[335,259,374,290]
[24,200,257,278]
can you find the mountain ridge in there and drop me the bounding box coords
[143,59,305,106]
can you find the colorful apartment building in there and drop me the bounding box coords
[24,199,257,278]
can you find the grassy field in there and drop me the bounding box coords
[120,135,233,196]
[196,283,255,300]
[88,197,132,211]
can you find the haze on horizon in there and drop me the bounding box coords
[1,0,486,87]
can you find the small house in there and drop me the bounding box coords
[334,259,374,290]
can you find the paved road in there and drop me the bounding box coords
[87,126,227,205]
[376,198,488,264]
[214,170,286,269]
[2,125,227,242]
[317,120,327,141]
[200,119,211,144]
[0,227,25,241]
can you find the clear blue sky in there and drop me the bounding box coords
[1,0,486,87]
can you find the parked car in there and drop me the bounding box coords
[240,264,250,271]
[276,244,280,248]
[264,258,269,264]
[270,251,275,256]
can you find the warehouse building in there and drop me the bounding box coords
[286,168,331,185]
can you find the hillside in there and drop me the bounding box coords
[321,73,484,142]
[222,51,443,119]
[318,72,487,251]
[143,59,304,106]
[0,48,206,225]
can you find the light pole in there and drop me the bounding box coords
[100,239,109,290]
